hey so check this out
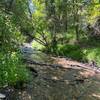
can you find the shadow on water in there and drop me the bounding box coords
[3,45,100,100]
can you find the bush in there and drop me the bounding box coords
[0,52,29,87]
[54,44,83,61]
[83,48,100,66]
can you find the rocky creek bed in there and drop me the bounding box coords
[0,45,100,100]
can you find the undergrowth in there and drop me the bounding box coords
[0,51,29,87]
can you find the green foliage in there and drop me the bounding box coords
[0,52,29,87]
[82,38,100,66]
[32,41,45,50]
[0,0,100,88]
[0,0,29,88]
[82,48,100,66]
[50,44,83,61]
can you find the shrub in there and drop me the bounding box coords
[55,44,83,61]
[83,48,100,66]
[0,52,29,87]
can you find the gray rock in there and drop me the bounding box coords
[0,93,6,99]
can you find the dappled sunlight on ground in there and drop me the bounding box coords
[53,57,100,78]
[79,70,96,78]
[2,51,100,100]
